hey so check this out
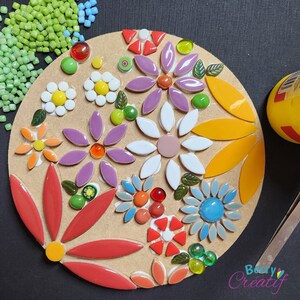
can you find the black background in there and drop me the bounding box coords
[0,0,299,299]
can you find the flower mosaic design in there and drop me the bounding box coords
[126,102,213,190]
[180,179,242,242]
[84,71,121,106]
[41,81,77,116]
[15,123,62,170]
[10,164,143,290]
[126,42,206,114]
[147,216,186,257]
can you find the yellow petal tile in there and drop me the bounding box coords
[206,76,256,122]
[27,152,39,170]
[20,127,35,142]
[192,118,258,140]
[15,144,32,154]
[37,123,47,139]
[239,140,265,204]
[44,138,63,147]
[43,149,58,162]
[205,135,257,178]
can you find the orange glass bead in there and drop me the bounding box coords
[157,74,172,90]
[89,143,105,159]
[133,191,149,207]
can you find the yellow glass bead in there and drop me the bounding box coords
[45,241,65,262]
[176,39,194,55]
[94,81,109,96]
[92,57,103,69]
[52,91,67,106]
[189,258,205,275]
[33,139,45,151]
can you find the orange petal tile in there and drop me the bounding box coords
[27,152,39,170]
[130,272,156,289]
[43,149,58,162]
[37,123,47,139]
[151,258,166,285]
[20,127,35,142]
[168,266,189,284]
[15,144,32,154]
[239,140,265,204]
[44,138,63,147]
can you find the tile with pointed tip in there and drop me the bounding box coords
[103,124,127,146]
[143,41,157,56]
[127,140,157,155]
[181,136,213,151]
[63,128,90,146]
[142,88,162,115]
[136,117,161,138]
[179,109,198,136]
[166,160,180,190]
[160,102,175,133]
[134,55,159,76]
[180,153,205,174]
[140,155,161,178]
[174,53,198,77]
[161,42,175,73]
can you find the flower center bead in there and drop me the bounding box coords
[45,241,65,262]
[157,134,180,158]
[133,191,149,207]
[33,139,45,151]
[199,197,224,222]
[94,80,109,95]
[52,91,67,106]
[90,143,105,159]
[157,74,173,90]
[162,229,174,242]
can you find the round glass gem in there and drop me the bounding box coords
[82,184,97,201]
[69,194,86,210]
[118,56,133,72]
[203,251,217,266]
[61,57,78,75]
[89,143,105,159]
[199,197,224,222]
[45,241,65,262]
[150,187,166,202]
[157,134,180,158]
[149,202,165,218]
[191,93,210,109]
[92,57,103,69]
[157,74,172,89]
[110,109,124,125]
[70,42,91,63]
[52,90,67,106]
[189,258,205,275]
[33,140,45,151]
[133,191,149,207]
[123,105,138,121]
[94,81,109,95]
[135,208,151,224]
[188,243,205,259]
[176,39,194,55]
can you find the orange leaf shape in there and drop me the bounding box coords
[10,175,44,245]
[38,123,47,139]
[43,149,58,162]
[206,76,255,122]
[15,144,32,154]
[239,140,265,204]
[27,152,39,170]
[61,189,117,243]
[151,259,166,285]
[131,272,156,288]
[205,135,257,178]
[63,261,136,290]
[192,119,257,140]
[44,138,63,147]
[43,164,62,240]
[20,127,35,142]
[168,266,189,284]
[67,239,144,259]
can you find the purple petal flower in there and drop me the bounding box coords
[173,53,198,77]
[161,42,175,73]
[63,128,90,146]
[103,124,127,146]
[89,111,103,141]
[59,150,88,166]
[142,88,162,115]
[134,55,159,76]
[100,160,118,187]
[168,87,189,112]
[175,77,206,93]
[106,149,136,164]
[126,77,156,92]
[75,161,94,187]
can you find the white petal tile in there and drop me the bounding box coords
[166,159,180,190]
[160,101,175,133]
[126,140,157,155]
[208,224,217,242]
[217,222,227,240]
[180,153,205,175]
[136,117,161,138]
[178,109,198,136]
[181,136,213,151]
[140,154,161,178]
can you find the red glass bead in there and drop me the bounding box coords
[135,209,151,225]
[70,42,91,63]
[149,202,165,218]
[150,187,166,202]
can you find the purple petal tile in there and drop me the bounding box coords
[75,161,94,187]
[63,128,90,146]
[89,111,103,141]
[134,55,159,76]
[126,77,156,92]
[106,148,136,164]
[175,77,206,93]
[161,42,175,73]
[59,150,88,166]
[173,53,198,77]
[103,124,127,146]
[142,88,162,115]
[100,160,118,187]
[168,87,189,113]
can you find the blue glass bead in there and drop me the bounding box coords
[85,8,92,16]
[78,10,85,17]
[90,0,97,6]
[84,20,91,28]
[78,16,85,24]
[91,7,98,14]
[73,32,80,38]
[78,3,85,10]
[88,14,95,22]
[85,1,92,9]
[63,30,70,37]
[79,35,85,42]
[199,197,224,222]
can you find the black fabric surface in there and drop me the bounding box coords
[0,0,299,299]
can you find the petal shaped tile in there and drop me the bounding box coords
[160,102,175,133]
[166,159,180,190]
[126,77,156,92]
[161,42,175,73]
[140,154,161,179]
[127,140,157,155]
[142,88,162,115]
[174,53,198,77]
[181,136,213,151]
[179,109,198,136]
[134,55,159,76]
[180,153,205,175]
[136,117,161,138]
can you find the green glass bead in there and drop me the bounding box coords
[192,94,210,109]
[176,39,194,55]
[188,243,205,259]
[123,105,138,121]
[203,251,217,266]
[60,57,78,75]
[82,184,98,201]
[189,258,205,275]
[62,180,78,196]
[69,194,85,210]
[110,109,124,125]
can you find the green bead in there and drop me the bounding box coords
[45,55,53,64]
[110,109,124,125]
[189,259,205,275]
[61,57,78,75]
[192,94,210,109]
[203,251,217,266]
[69,194,85,210]
[188,243,205,259]
[0,115,6,122]
[118,56,132,72]
[62,180,78,196]
[82,184,98,201]
[124,105,138,121]
[176,39,194,55]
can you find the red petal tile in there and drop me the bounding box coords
[143,40,157,56]
[128,40,142,54]
[173,231,186,246]
[122,29,137,44]
[165,241,180,257]
[168,266,189,285]
[131,272,156,288]
[169,216,184,231]
[151,31,166,46]
[154,217,168,231]
[151,258,166,285]
[63,261,136,290]
[61,189,116,243]
[149,240,164,255]
[147,228,161,242]
[10,175,44,245]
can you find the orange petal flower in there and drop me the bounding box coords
[38,123,47,139]
[15,144,32,154]
[20,127,35,142]
[44,138,63,147]
[43,149,58,162]
[27,152,39,170]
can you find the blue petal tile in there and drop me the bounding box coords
[217,222,227,240]
[132,175,142,191]
[223,189,237,204]
[115,202,132,212]
[182,214,200,224]
[116,191,133,201]
[211,179,219,197]
[218,183,229,198]
[208,224,217,242]
[183,196,201,207]
[199,222,209,240]
[124,206,136,223]
[201,180,210,197]
[225,211,241,220]
[121,180,136,194]
[143,176,154,191]
[190,220,203,235]
[190,186,204,201]
[180,205,198,214]
[224,202,242,211]
[222,218,236,232]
